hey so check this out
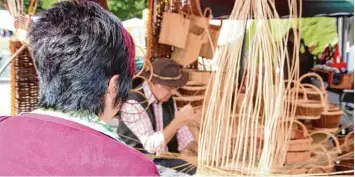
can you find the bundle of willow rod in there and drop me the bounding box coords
[197,0,303,175]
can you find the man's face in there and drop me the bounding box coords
[153,84,179,103]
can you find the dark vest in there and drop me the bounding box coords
[117,87,179,153]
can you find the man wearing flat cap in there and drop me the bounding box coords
[118,58,198,174]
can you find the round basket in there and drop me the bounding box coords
[294,83,327,120]
[311,107,343,131]
[295,100,325,120]
[286,81,326,120]
[179,81,207,96]
[174,95,204,109]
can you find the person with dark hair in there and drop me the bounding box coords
[118,58,199,175]
[0,1,158,175]
[285,28,316,82]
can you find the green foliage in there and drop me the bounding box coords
[42,0,57,9]
[108,0,147,20]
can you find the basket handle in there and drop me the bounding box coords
[308,145,333,174]
[309,130,341,154]
[280,119,309,138]
[299,72,325,90]
[203,7,212,18]
[132,46,153,92]
[301,83,327,111]
[284,80,307,100]
[181,11,189,18]
[344,131,354,146]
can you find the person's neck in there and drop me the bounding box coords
[99,110,114,123]
[148,82,160,103]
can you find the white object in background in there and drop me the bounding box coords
[122,18,146,48]
[347,45,354,72]
[0,10,15,31]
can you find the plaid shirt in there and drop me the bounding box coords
[120,84,194,154]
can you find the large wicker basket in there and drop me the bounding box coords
[10,41,39,115]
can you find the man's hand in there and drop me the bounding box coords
[175,105,195,126]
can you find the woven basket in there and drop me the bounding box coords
[295,99,325,120]
[284,151,312,165]
[328,104,341,112]
[299,73,328,105]
[294,83,326,120]
[179,81,207,96]
[10,41,39,115]
[310,131,342,162]
[311,106,343,130]
[186,69,211,85]
[174,95,204,109]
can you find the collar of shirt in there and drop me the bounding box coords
[143,82,159,105]
[30,108,123,142]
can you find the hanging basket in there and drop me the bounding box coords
[158,11,190,48]
[189,8,212,34]
[172,29,206,66]
[199,18,222,59]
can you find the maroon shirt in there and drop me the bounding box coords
[0,114,159,176]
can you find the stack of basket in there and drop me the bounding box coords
[174,79,207,141]
[174,81,206,110]
[295,73,343,134]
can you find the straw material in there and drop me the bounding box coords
[10,41,39,115]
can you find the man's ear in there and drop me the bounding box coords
[108,75,120,96]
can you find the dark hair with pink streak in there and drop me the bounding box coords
[28,0,135,115]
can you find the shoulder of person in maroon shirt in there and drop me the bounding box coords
[0,114,159,176]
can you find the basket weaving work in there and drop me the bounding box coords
[311,109,343,129]
[294,100,325,119]
[10,41,39,115]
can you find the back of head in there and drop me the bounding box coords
[28,0,135,115]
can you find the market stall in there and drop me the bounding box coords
[143,0,354,175]
[1,0,353,175]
